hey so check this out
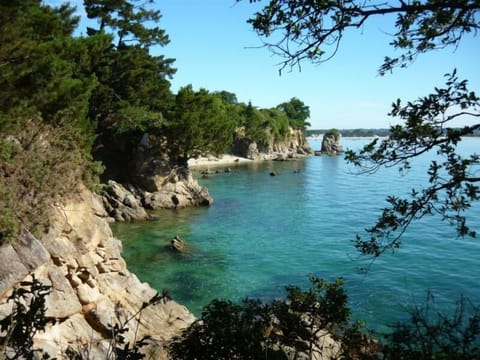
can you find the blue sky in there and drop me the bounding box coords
[46,0,479,129]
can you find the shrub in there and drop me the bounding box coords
[0,116,102,244]
[169,276,373,360]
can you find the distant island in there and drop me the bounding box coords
[307,128,480,137]
[307,128,390,137]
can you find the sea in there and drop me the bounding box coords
[111,138,480,332]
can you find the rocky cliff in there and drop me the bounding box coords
[99,133,213,222]
[0,185,195,358]
[232,127,313,160]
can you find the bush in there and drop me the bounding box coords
[169,276,373,360]
[325,128,341,140]
[0,116,102,244]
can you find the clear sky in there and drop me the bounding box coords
[46,0,479,129]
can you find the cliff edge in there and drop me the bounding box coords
[0,185,194,358]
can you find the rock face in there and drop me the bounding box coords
[99,132,213,220]
[141,166,213,209]
[102,180,151,221]
[232,127,313,160]
[321,134,344,155]
[0,185,195,359]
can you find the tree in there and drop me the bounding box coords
[243,0,480,74]
[243,0,480,256]
[84,0,169,48]
[166,86,235,165]
[0,0,100,137]
[214,90,239,104]
[0,1,103,243]
[83,0,176,179]
[242,101,269,144]
[277,97,311,130]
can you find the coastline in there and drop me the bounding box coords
[188,154,257,170]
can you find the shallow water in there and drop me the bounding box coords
[112,138,480,331]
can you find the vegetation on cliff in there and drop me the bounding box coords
[0,0,311,245]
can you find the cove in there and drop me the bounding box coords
[112,138,480,332]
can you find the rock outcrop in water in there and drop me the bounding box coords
[321,133,344,155]
[102,167,213,222]
[0,185,195,358]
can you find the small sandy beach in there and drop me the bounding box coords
[187,154,255,169]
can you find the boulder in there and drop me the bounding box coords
[143,167,213,209]
[0,232,50,296]
[102,180,151,221]
[168,236,186,252]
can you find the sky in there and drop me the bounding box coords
[45,0,479,129]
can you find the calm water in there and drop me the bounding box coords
[112,138,480,331]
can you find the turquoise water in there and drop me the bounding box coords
[112,138,480,331]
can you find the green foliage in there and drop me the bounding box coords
[165,86,235,165]
[261,108,290,140]
[82,0,176,170]
[241,101,268,144]
[214,90,239,104]
[0,1,106,244]
[169,276,370,360]
[0,275,55,359]
[346,71,480,257]
[88,43,175,136]
[0,1,99,143]
[0,2,105,244]
[243,0,480,74]
[381,292,480,359]
[325,128,341,140]
[84,0,170,48]
[277,97,311,130]
[0,116,102,244]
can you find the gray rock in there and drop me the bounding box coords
[0,232,50,296]
[144,167,213,209]
[45,267,82,318]
[0,184,196,358]
[232,127,313,160]
[321,134,344,155]
[102,180,150,222]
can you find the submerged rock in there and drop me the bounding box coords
[168,236,186,252]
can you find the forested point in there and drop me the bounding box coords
[0,0,310,245]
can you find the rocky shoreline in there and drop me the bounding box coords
[0,185,195,358]
[0,129,319,358]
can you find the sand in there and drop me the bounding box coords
[187,154,254,169]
